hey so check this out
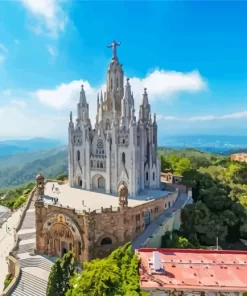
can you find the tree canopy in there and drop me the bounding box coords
[47,251,76,296]
[66,243,149,296]
[159,148,247,248]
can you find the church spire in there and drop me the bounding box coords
[142,88,149,106]
[80,85,87,105]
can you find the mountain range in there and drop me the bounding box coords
[0,135,246,189]
[0,138,63,158]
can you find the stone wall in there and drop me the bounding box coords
[35,192,177,262]
[0,187,36,296]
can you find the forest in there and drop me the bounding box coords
[159,147,247,248]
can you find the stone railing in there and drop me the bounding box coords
[0,256,21,296]
[0,186,37,296]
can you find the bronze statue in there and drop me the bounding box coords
[118,182,128,207]
[107,40,121,59]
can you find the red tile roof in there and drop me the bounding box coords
[137,248,247,292]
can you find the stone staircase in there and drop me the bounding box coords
[11,271,48,296]
[10,199,54,296]
[19,257,54,273]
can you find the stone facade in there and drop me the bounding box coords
[68,41,160,197]
[34,180,177,262]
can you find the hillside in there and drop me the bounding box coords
[0,144,244,189]
[0,146,67,188]
[0,137,63,158]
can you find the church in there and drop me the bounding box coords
[68,41,161,197]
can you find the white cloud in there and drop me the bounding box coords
[46,45,56,56]
[0,104,66,138]
[11,100,27,109]
[35,68,207,124]
[20,0,68,38]
[157,111,247,122]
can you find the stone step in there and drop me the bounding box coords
[18,231,35,241]
[10,270,48,296]
[17,242,34,254]
[19,257,54,272]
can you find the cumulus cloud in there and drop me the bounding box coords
[11,100,27,109]
[35,68,207,123]
[20,0,68,38]
[0,103,66,138]
[157,111,247,122]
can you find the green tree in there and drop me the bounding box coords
[66,243,149,296]
[47,251,76,296]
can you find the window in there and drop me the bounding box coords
[97,161,100,168]
[97,139,104,155]
[111,78,113,90]
[122,152,125,164]
[123,139,125,144]
[101,237,112,246]
[146,172,148,181]
[77,150,80,161]
[78,242,82,255]
[153,172,155,180]
[100,161,103,168]
[91,160,93,167]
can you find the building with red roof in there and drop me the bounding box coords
[136,248,247,296]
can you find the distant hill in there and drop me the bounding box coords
[0,146,68,188]
[0,137,63,158]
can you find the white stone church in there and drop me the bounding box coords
[68,41,161,197]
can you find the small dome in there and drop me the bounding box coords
[36,173,44,181]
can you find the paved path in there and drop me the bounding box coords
[9,200,55,296]
[0,207,25,292]
[132,192,192,249]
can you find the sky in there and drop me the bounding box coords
[1,0,247,140]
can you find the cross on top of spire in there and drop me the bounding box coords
[107,40,121,59]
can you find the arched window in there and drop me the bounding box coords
[122,152,125,164]
[111,78,113,90]
[91,160,93,168]
[100,237,112,246]
[97,139,104,155]
[116,77,119,90]
[100,161,103,168]
[123,139,125,144]
[146,172,148,181]
[153,172,155,181]
[97,161,100,168]
[77,150,80,161]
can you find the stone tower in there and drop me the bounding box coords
[68,41,161,197]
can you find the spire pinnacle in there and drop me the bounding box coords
[80,84,87,105]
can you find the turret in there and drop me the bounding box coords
[105,41,124,113]
[77,85,89,123]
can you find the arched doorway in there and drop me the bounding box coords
[92,174,106,192]
[98,177,105,189]
[61,241,69,256]
[78,176,82,187]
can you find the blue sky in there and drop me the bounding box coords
[1,0,247,140]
